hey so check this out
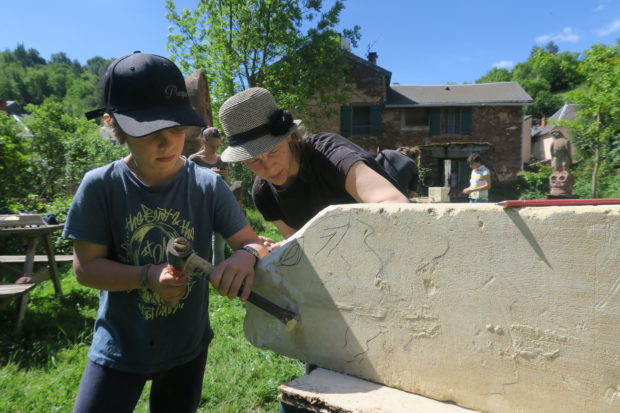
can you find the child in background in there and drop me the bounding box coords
[65,51,268,413]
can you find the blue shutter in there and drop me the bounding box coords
[461,107,472,135]
[430,108,441,135]
[340,106,352,137]
[370,105,382,136]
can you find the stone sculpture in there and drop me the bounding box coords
[549,130,575,198]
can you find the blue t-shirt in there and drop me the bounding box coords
[62,159,247,374]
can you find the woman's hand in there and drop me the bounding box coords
[209,250,256,301]
[258,235,287,251]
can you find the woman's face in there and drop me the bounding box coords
[243,136,298,186]
[203,138,221,156]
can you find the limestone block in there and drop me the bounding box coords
[244,204,620,413]
[428,187,450,202]
[279,368,478,412]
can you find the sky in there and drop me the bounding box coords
[2,0,620,85]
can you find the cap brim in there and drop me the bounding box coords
[221,120,301,162]
[114,105,206,137]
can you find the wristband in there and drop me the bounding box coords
[140,264,152,291]
[241,245,260,260]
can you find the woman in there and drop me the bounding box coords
[189,126,229,182]
[189,127,229,264]
[219,87,408,244]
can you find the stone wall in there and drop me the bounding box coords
[244,203,620,413]
[379,106,524,183]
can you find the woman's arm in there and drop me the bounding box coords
[212,224,270,301]
[344,161,409,203]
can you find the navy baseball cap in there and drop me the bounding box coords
[85,51,205,137]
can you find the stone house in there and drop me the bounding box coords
[301,53,533,199]
[529,103,578,166]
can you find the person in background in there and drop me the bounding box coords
[218,87,408,247]
[189,126,229,182]
[462,152,491,202]
[375,146,420,199]
[189,127,229,264]
[65,51,268,413]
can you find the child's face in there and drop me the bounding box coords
[127,126,188,173]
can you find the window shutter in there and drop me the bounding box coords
[370,105,382,136]
[461,107,472,135]
[340,106,352,137]
[430,108,441,135]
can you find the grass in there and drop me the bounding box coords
[0,218,304,412]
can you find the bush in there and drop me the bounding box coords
[516,164,554,199]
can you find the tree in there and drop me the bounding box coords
[566,41,620,197]
[165,0,360,120]
[475,67,511,84]
[22,99,127,199]
[0,112,29,198]
[477,45,584,119]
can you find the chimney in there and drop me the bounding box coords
[367,52,378,65]
[340,36,351,51]
[541,117,546,128]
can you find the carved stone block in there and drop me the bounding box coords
[244,204,620,413]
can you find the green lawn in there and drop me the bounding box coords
[0,266,304,412]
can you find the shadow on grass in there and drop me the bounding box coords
[0,288,97,368]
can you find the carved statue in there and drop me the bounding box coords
[549,170,575,196]
[548,130,576,198]
[550,130,572,172]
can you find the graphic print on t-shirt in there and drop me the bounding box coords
[121,203,198,320]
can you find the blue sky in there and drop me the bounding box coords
[2,0,619,85]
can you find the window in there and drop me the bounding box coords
[340,105,382,137]
[352,106,371,134]
[445,108,461,134]
[401,108,429,130]
[429,107,472,136]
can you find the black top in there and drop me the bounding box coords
[375,149,418,196]
[252,133,397,230]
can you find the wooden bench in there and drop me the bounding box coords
[0,255,73,264]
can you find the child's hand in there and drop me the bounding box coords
[148,263,189,306]
[210,250,256,301]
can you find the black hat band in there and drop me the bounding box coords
[227,109,294,146]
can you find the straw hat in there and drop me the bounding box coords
[220,87,301,162]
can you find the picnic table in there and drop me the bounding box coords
[0,214,71,335]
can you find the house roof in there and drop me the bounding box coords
[532,103,579,137]
[386,82,532,107]
[346,52,392,83]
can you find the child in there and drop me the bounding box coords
[64,51,268,413]
[462,152,491,203]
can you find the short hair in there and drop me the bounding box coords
[398,146,420,159]
[201,127,221,140]
[467,153,482,164]
[106,115,131,145]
